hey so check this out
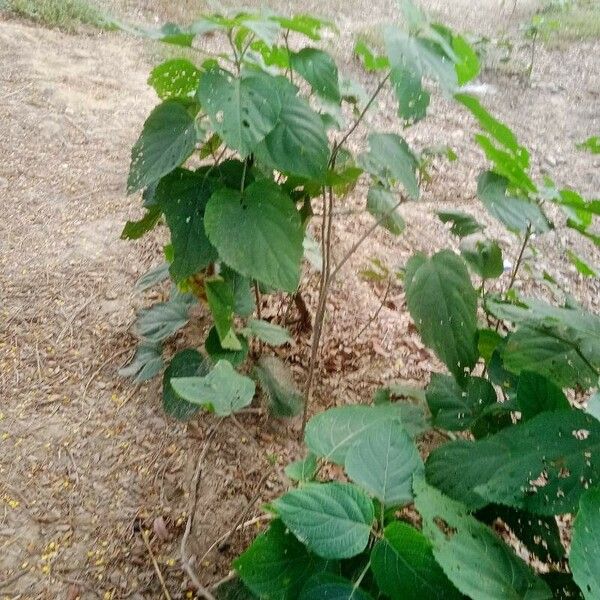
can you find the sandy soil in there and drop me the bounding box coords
[0,1,599,597]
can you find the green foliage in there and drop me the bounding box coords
[577,136,600,154]
[162,349,208,420]
[460,238,504,279]
[437,211,483,238]
[366,186,405,235]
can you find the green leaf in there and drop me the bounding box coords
[477,171,550,234]
[156,169,218,282]
[198,69,281,158]
[214,577,256,600]
[516,371,569,421]
[120,22,195,46]
[414,480,552,600]
[425,410,600,515]
[366,186,405,235]
[345,419,422,507]
[234,520,327,600]
[121,205,162,240]
[270,14,335,40]
[171,360,255,416]
[291,48,340,103]
[503,325,598,390]
[299,573,374,600]
[285,453,318,482]
[221,266,255,317]
[205,276,241,351]
[305,404,424,465]
[437,210,483,238]
[254,77,330,180]
[570,486,600,600]
[361,133,419,199]
[460,238,504,279]
[371,522,461,600]
[405,250,478,380]
[148,58,201,100]
[576,136,600,154]
[452,34,480,85]
[354,40,389,71]
[390,66,430,126]
[205,326,249,367]
[478,328,503,362]
[119,342,163,382]
[567,250,597,277]
[426,374,497,430]
[254,356,303,417]
[542,572,583,600]
[273,482,374,559]
[477,505,565,563]
[135,291,194,343]
[135,263,170,292]
[204,180,304,292]
[128,100,198,193]
[242,319,291,346]
[162,348,209,420]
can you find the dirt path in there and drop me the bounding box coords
[1,3,599,598]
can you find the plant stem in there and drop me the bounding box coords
[240,157,248,193]
[330,71,391,167]
[507,223,532,292]
[353,561,371,593]
[254,281,263,355]
[284,30,294,85]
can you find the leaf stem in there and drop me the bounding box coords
[507,223,532,293]
[352,561,371,596]
[284,30,294,85]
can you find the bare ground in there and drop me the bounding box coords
[1,1,599,598]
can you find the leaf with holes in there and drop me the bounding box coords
[162,348,210,420]
[414,479,552,600]
[198,68,281,158]
[273,482,374,559]
[254,356,303,417]
[234,519,328,600]
[148,58,201,100]
[371,521,462,600]
[426,374,497,431]
[425,410,600,515]
[570,486,600,600]
[171,360,255,416]
[128,100,199,193]
[367,186,405,235]
[204,180,304,292]
[156,169,218,282]
[254,77,330,180]
[345,419,423,507]
[291,48,341,103]
[405,250,478,380]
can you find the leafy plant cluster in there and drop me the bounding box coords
[118,1,600,598]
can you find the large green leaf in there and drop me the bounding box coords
[460,238,504,279]
[426,374,497,430]
[371,522,461,599]
[204,180,304,292]
[360,133,419,199]
[128,100,198,193]
[273,482,374,559]
[198,68,281,157]
[305,404,426,465]
[171,359,255,416]
[156,169,218,282]
[503,325,598,390]
[254,77,329,180]
[405,251,478,380]
[570,486,600,600]
[516,371,569,421]
[162,348,209,420]
[390,66,430,126]
[148,58,201,100]
[414,480,551,600]
[477,171,550,234]
[366,186,405,235]
[299,573,373,600]
[345,419,422,507]
[254,356,303,417]
[205,276,242,351]
[291,48,340,103]
[234,520,327,600]
[425,410,600,515]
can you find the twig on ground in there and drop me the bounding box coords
[141,528,172,600]
[349,278,392,345]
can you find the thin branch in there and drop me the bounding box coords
[507,223,532,292]
[329,71,391,166]
[141,529,172,600]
